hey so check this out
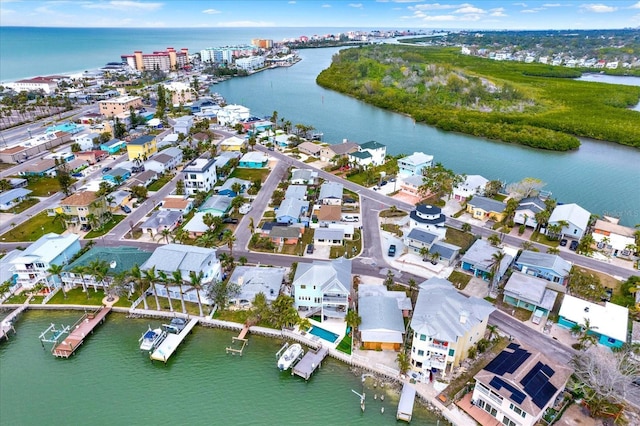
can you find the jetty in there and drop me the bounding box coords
[292,345,329,380]
[225,325,249,356]
[40,306,111,358]
[396,383,416,422]
[0,304,28,341]
[150,318,198,363]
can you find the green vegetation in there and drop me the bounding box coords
[317,46,640,149]
[84,215,126,239]
[330,230,362,259]
[23,176,61,196]
[336,335,352,354]
[147,174,173,191]
[1,211,65,242]
[48,287,105,305]
[230,168,270,183]
[9,197,39,214]
[448,271,472,290]
[381,223,403,237]
[379,208,408,218]
[444,227,475,252]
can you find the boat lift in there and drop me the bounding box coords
[38,323,71,350]
[352,389,366,412]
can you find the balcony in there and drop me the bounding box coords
[322,294,347,304]
[323,306,347,319]
[428,343,449,351]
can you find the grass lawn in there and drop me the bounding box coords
[492,194,507,202]
[144,295,203,315]
[448,271,472,290]
[336,334,352,354]
[48,287,106,305]
[214,309,252,324]
[147,174,173,192]
[330,230,362,259]
[10,197,40,214]
[22,177,62,197]
[85,215,126,238]
[1,211,66,242]
[3,293,29,304]
[381,223,403,237]
[379,208,408,218]
[530,231,560,247]
[444,227,475,252]
[230,168,270,183]
[0,163,14,172]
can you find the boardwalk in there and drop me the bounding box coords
[293,346,329,380]
[150,318,198,363]
[0,304,28,341]
[51,307,111,358]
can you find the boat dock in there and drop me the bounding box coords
[226,325,249,356]
[0,304,28,341]
[396,383,416,422]
[292,345,329,380]
[42,306,111,358]
[150,318,198,363]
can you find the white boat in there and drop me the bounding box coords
[277,343,303,371]
[139,327,167,352]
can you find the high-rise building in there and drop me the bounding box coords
[251,38,273,49]
[121,47,189,71]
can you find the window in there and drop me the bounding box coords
[510,403,522,415]
[448,349,455,357]
[417,350,424,356]
[502,417,516,426]
[35,262,45,268]
[300,285,306,289]
[420,334,426,341]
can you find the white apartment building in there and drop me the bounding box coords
[235,55,265,71]
[182,158,217,196]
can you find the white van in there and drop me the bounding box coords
[343,215,359,222]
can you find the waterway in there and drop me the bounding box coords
[214,47,640,226]
[0,311,440,425]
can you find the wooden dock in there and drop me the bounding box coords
[397,383,416,422]
[226,325,249,356]
[150,318,198,363]
[48,307,111,358]
[0,304,28,341]
[292,346,329,380]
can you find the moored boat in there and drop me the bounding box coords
[277,343,303,371]
[163,318,187,334]
[139,326,167,351]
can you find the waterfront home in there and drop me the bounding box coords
[466,196,506,222]
[314,205,342,226]
[514,250,571,287]
[239,151,268,168]
[19,159,58,177]
[399,175,427,200]
[275,198,309,224]
[173,115,194,135]
[358,284,408,351]
[75,150,108,165]
[297,142,322,158]
[514,197,547,229]
[160,196,193,215]
[8,233,81,289]
[141,244,221,285]
[215,177,251,197]
[592,217,637,258]
[190,98,219,114]
[409,204,446,239]
[100,138,126,155]
[452,175,489,202]
[293,258,352,321]
[397,152,434,177]
[0,250,22,292]
[410,277,495,375]
[460,239,512,282]
[57,191,108,230]
[503,272,559,323]
[290,168,318,185]
[0,188,31,211]
[127,135,157,162]
[182,157,217,196]
[102,167,131,185]
[558,294,628,348]
[352,141,386,167]
[284,184,307,201]
[318,182,343,205]
[228,266,286,308]
[269,225,303,246]
[216,104,251,126]
[61,246,152,291]
[127,170,158,188]
[313,228,344,246]
[467,343,571,426]
[140,210,182,237]
[198,195,232,216]
[547,203,591,240]
[319,140,359,163]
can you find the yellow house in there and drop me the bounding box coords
[127,135,157,161]
[219,136,246,152]
[466,196,506,222]
[55,191,108,230]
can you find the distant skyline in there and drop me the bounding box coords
[1,1,639,30]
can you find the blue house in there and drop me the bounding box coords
[239,152,268,168]
[460,239,512,282]
[102,167,131,184]
[100,138,126,154]
[558,294,627,348]
[275,198,309,224]
[215,178,251,197]
[515,250,572,287]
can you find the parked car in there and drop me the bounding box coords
[239,203,252,215]
[306,244,314,254]
[223,217,239,224]
[380,180,388,186]
[101,167,112,174]
[601,287,613,302]
[569,240,579,251]
[388,244,396,257]
[71,172,83,178]
[343,215,359,222]
[120,205,131,214]
[560,239,568,247]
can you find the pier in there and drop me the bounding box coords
[0,304,28,341]
[396,383,416,422]
[150,318,198,363]
[292,345,329,380]
[41,306,111,358]
[225,325,249,356]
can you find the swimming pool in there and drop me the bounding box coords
[308,326,340,343]
[46,122,84,134]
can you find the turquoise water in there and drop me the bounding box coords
[46,122,83,133]
[309,326,340,343]
[0,311,443,425]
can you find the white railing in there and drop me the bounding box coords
[42,287,60,304]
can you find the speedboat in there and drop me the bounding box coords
[139,326,167,351]
[278,343,303,371]
[163,318,187,334]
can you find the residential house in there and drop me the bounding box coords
[351,141,386,167]
[404,228,439,255]
[57,191,108,230]
[318,182,343,205]
[460,239,512,282]
[410,277,495,374]
[8,178,27,189]
[75,150,108,165]
[359,283,412,318]
[190,98,219,114]
[219,136,247,152]
[198,195,232,216]
[150,148,182,172]
[183,212,209,238]
[173,115,194,135]
[515,250,571,287]
[269,225,303,246]
[313,228,344,246]
[140,210,182,237]
[503,272,559,322]
[160,196,194,215]
[100,138,126,154]
[273,134,294,149]
[327,223,354,239]
[293,258,352,321]
[239,151,268,168]
[106,190,132,212]
[429,241,461,266]
[409,204,446,238]
[297,142,322,158]
[182,157,217,196]
[275,198,309,224]
[127,170,158,188]
[290,169,317,185]
[558,295,628,348]
[0,250,22,291]
[468,343,571,426]
[228,266,285,307]
[65,158,90,173]
[466,196,507,222]
[8,233,81,289]
[216,104,250,126]
[592,217,637,258]
[514,197,546,228]
[547,203,591,240]
[319,140,359,163]
[215,177,251,197]
[102,167,131,185]
[453,175,489,202]
[127,135,157,161]
[20,159,58,177]
[284,184,307,201]
[191,132,211,145]
[403,228,460,265]
[399,175,426,199]
[398,152,434,177]
[314,205,342,226]
[358,285,408,350]
[213,151,242,177]
[0,188,32,211]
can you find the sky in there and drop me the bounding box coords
[0,0,639,30]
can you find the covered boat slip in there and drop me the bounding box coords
[150,318,198,363]
[397,383,416,422]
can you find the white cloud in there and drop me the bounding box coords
[82,1,163,11]
[411,3,470,11]
[216,20,274,27]
[455,6,485,14]
[512,2,527,7]
[202,8,221,15]
[521,9,538,13]
[543,3,562,6]
[349,3,363,7]
[490,7,507,16]
[420,14,456,21]
[580,3,617,13]
[630,2,640,9]
[322,3,331,7]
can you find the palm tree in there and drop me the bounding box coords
[143,266,161,310]
[547,247,561,255]
[71,265,89,297]
[461,223,472,233]
[396,351,411,375]
[408,278,418,305]
[222,230,237,257]
[47,264,66,298]
[172,227,189,244]
[487,324,499,341]
[419,246,429,262]
[157,228,172,244]
[157,271,173,312]
[345,309,362,337]
[188,270,205,317]
[487,233,501,247]
[197,231,216,248]
[88,259,108,292]
[577,318,598,350]
[128,264,148,310]
[488,251,506,295]
[248,217,255,234]
[521,241,535,251]
[172,270,186,314]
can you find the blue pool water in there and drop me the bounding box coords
[47,122,84,134]
[308,326,340,343]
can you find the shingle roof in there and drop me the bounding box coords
[276,198,308,219]
[468,196,506,213]
[129,135,155,145]
[61,191,98,206]
[406,228,438,244]
[269,226,302,239]
[141,244,217,275]
[162,197,192,210]
[316,205,342,221]
[319,182,343,200]
[349,151,372,159]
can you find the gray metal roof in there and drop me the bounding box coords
[276,198,308,219]
[229,266,285,303]
[284,184,307,200]
[269,226,302,239]
[430,241,461,260]
[141,243,217,275]
[293,258,352,293]
[199,195,232,214]
[468,196,506,213]
[406,228,438,244]
[517,197,546,212]
[359,295,405,333]
[515,250,571,277]
[460,239,512,276]
[411,277,495,342]
[141,210,182,229]
[0,188,31,205]
[314,228,344,241]
[319,182,343,200]
[216,177,251,193]
[399,152,433,166]
[504,272,552,306]
[291,168,316,182]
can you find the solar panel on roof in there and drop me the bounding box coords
[506,349,531,374]
[489,377,526,405]
[531,382,558,409]
[485,345,531,376]
[541,364,555,377]
[521,361,544,388]
[507,342,519,350]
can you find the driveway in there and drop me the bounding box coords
[460,276,489,298]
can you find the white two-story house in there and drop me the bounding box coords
[349,140,387,167]
[397,152,433,176]
[293,258,352,321]
[182,157,217,196]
